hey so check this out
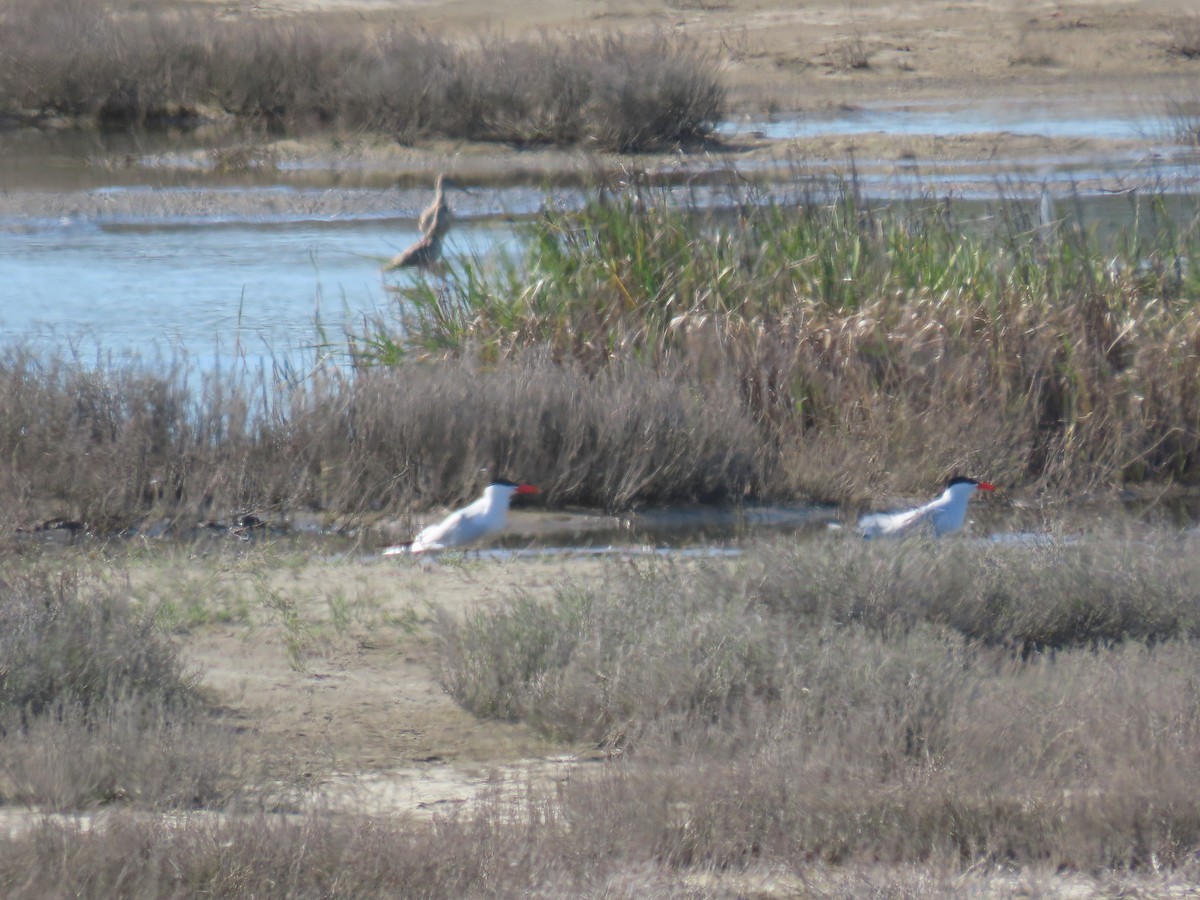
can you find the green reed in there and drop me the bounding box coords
[375,181,1200,495]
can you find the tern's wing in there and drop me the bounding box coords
[411,509,466,552]
[411,506,492,552]
[856,502,934,539]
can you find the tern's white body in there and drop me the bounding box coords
[856,478,995,539]
[404,481,537,554]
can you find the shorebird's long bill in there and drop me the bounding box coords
[516,484,540,495]
[977,482,997,491]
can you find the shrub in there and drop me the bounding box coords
[435,537,1200,872]
[0,565,238,809]
[0,348,770,531]
[0,0,723,150]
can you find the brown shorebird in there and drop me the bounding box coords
[384,174,453,271]
[384,229,446,270]
[417,173,449,235]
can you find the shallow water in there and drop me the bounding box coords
[718,97,1171,142]
[5,184,1196,373]
[0,212,515,372]
[23,484,1200,555]
[2,100,1199,370]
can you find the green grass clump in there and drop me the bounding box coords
[382,184,1200,498]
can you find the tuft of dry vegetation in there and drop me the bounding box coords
[0,565,240,810]
[438,534,1200,745]
[1009,22,1059,67]
[6,534,1200,896]
[831,32,871,71]
[0,0,723,151]
[0,348,770,533]
[434,536,1200,874]
[3,800,1199,897]
[1167,13,1200,60]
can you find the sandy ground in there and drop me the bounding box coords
[212,0,1200,115]
[158,545,618,816]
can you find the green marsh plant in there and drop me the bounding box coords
[375,180,1200,499]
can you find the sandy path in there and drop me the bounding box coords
[168,551,614,815]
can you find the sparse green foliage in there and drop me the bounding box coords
[257,580,319,672]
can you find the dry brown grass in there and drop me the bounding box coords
[0,565,241,811]
[0,0,722,150]
[433,536,1200,874]
[1167,13,1200,60]
[3,805,1198,897]
[5,535,1200,895]
[0,348,770,534]
[4,535,1195,897]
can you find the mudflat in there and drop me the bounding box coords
[159,547,616,814]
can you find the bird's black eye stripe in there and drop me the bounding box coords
[945,476,979,487]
